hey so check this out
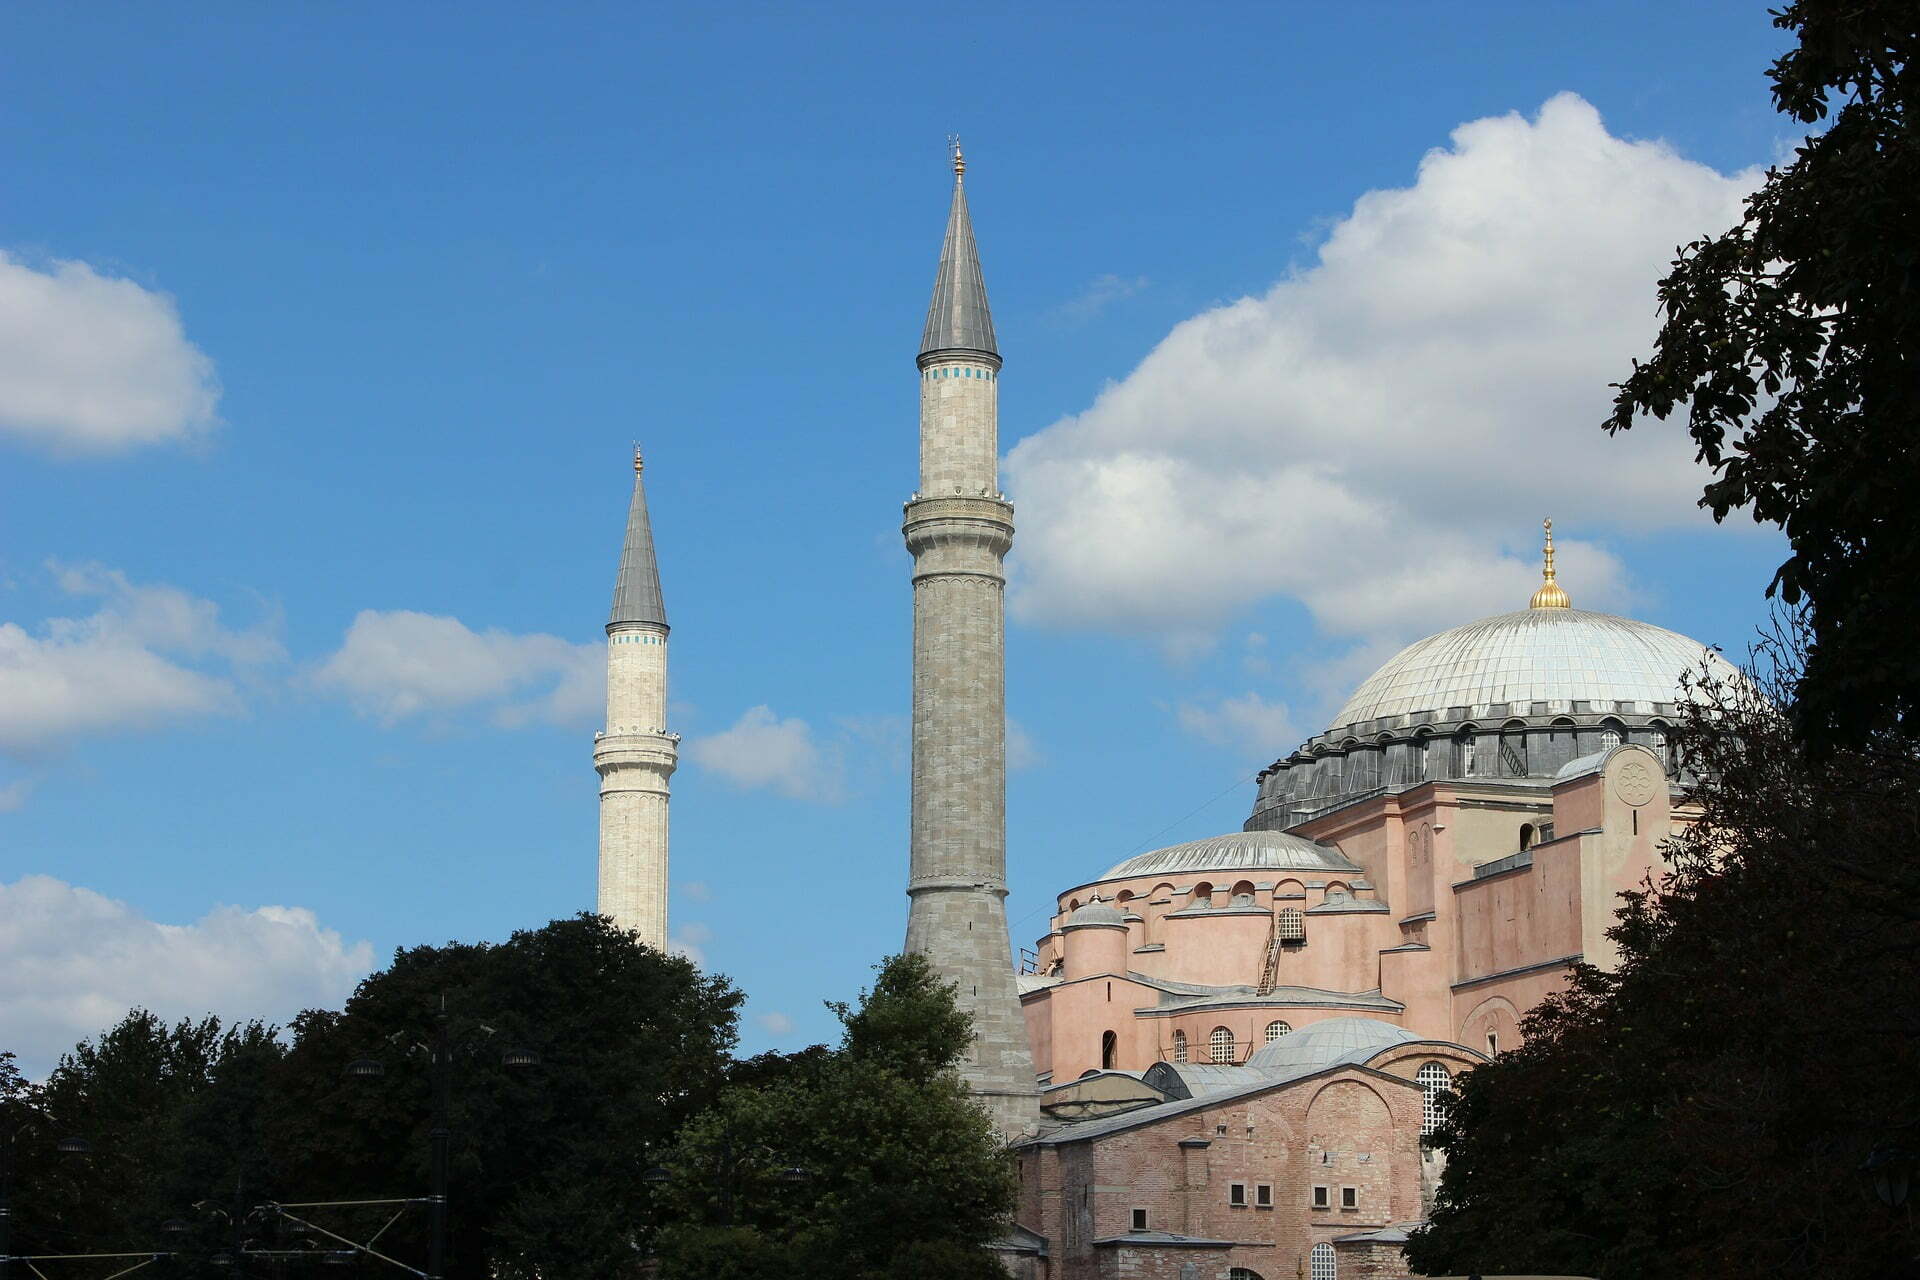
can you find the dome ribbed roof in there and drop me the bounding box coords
[1329,608,1736,733]
[1100,832,1359,883]
[1247,1016,1418,1072]
[1064,901,1128,927]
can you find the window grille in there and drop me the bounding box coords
[1275,908,1306,942]
[1209,1026,1236,1064]
[1311,1241,1337,1280]
[1600,724,1622,749]
[1417,1062,1452,1135]
[1458,731,1477,776]
[1171,1030,1188,1063]
[1265,1020,1292,1043]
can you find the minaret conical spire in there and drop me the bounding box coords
[918,140,999,365]
[609,448,668,630]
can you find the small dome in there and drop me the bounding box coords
[1064,901,1128,927]
[1247,1016,1418,1073]
[1328,608,1737,733]
[1100,832,1359,882]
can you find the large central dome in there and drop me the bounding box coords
[1330,607,1734,733]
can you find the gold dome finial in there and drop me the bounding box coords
[1529,517,1571,609]
[948,134,965,179]
[632,446,644,475]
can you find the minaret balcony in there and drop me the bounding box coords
[903,493,1015,562]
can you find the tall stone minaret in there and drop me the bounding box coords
[902,143,1040,1137]
[595,449,678,950]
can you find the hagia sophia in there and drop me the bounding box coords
[589,147,1736,1280]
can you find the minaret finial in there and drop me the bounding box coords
[1529,517,1571,609]
[948,133,965,179]
[633,445,644,475]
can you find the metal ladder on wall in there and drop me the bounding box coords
[1256,910,1283,996]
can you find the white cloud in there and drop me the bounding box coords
[685,705,842,802]
[313,610,599,728]
[1053,273,1149,325]
[1005,93,1758,655]
[680,880,714,903]
[0,876,373,1075]
[0,563,280,763]
[0,252,220,453]
[754,1011,796,1037]
[1007,718,1043,771]
[1176,691,1299,756]
[669,921,713,966]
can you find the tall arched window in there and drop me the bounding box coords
[1265,1020,1292,1043]
[1209,1026,1236,1064]
[1310,1242,1337,1280]
[1599,718,1624,750]
[1416,1062,1452,1135]
[1518,822,1535,851]
[1101,1030,1118,1070]
[1410,729,1431,783]
[1650,720,1673,774]
[1171,1030,1188,1063]
[1456,727,1477,776]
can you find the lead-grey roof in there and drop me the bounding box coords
[609,463,667,629]
[1246,1016,1419,1072]
[919,172,998,361]
[1329,607,1737,733]
[1101,832,1360,882]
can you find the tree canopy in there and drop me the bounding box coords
[6,915,742,1280]
[653,952,1016,1280]
[1605,0,1920,751]
[1406,621,1920,1279]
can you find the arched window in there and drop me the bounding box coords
[1410,729,1431,783]
[1310,1241,1337,1280]
[1171,1030,1188,1063]
[1456,727,1478,776]
[1416,1062,1452,1135]
[1191,882,1214,909]
[1230,880,1256,906]
[1599,718,1624,750]
[1228,1270,1267,1280]
[1519,822,1535,851]
[1101,1030,1118,1070]
[1649,720,1673,774]
[1275,907,1306,942]
[1209,1026,1236,1064]
[1265,1020,1292,1043]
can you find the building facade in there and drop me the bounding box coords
[1006,526,1737,1278]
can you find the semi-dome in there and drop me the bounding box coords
[1063,901,1128,927]
[1247,1016,1418,1073]
[1328,607,1737,734]
[1101,832,1359,883]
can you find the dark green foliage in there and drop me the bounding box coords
[1406,623,1920,1279]
[655,953,1016,1280]
[1,915,741,1280]
[1606,1,1920,751]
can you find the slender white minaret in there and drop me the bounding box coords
[902,142,1040,1137]
[595,449,678,950]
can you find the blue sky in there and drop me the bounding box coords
[0,2,1797,1070]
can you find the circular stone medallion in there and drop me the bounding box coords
[1614,758,1659,807]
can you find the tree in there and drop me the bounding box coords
[654,952,1016,1280]
[268,913,741,1280]
[1406,620,1920,1279]
[1605,0,1920,751]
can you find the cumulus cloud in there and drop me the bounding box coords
[0,252,220,453]
[0,562,280,763]
[1176,691,1299,756]
[1005,94,1758,655]
[680,880,714,903]
[685,705,842,802]
[754,1011,796,1037]
[313,610,599,728]
[0,876,373,1075]
[1007,718,1044,771]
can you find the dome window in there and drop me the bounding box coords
[1265,1020,1292,1043]
[1276,907,1306,943]
[1209,1026,1236,1064]
[1456,727,1478,777]
[1599,718,1625,750]
[1101,1030,1118,1070]
[1417,1061,1453,1136]
[1171,1030,1188,1063]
